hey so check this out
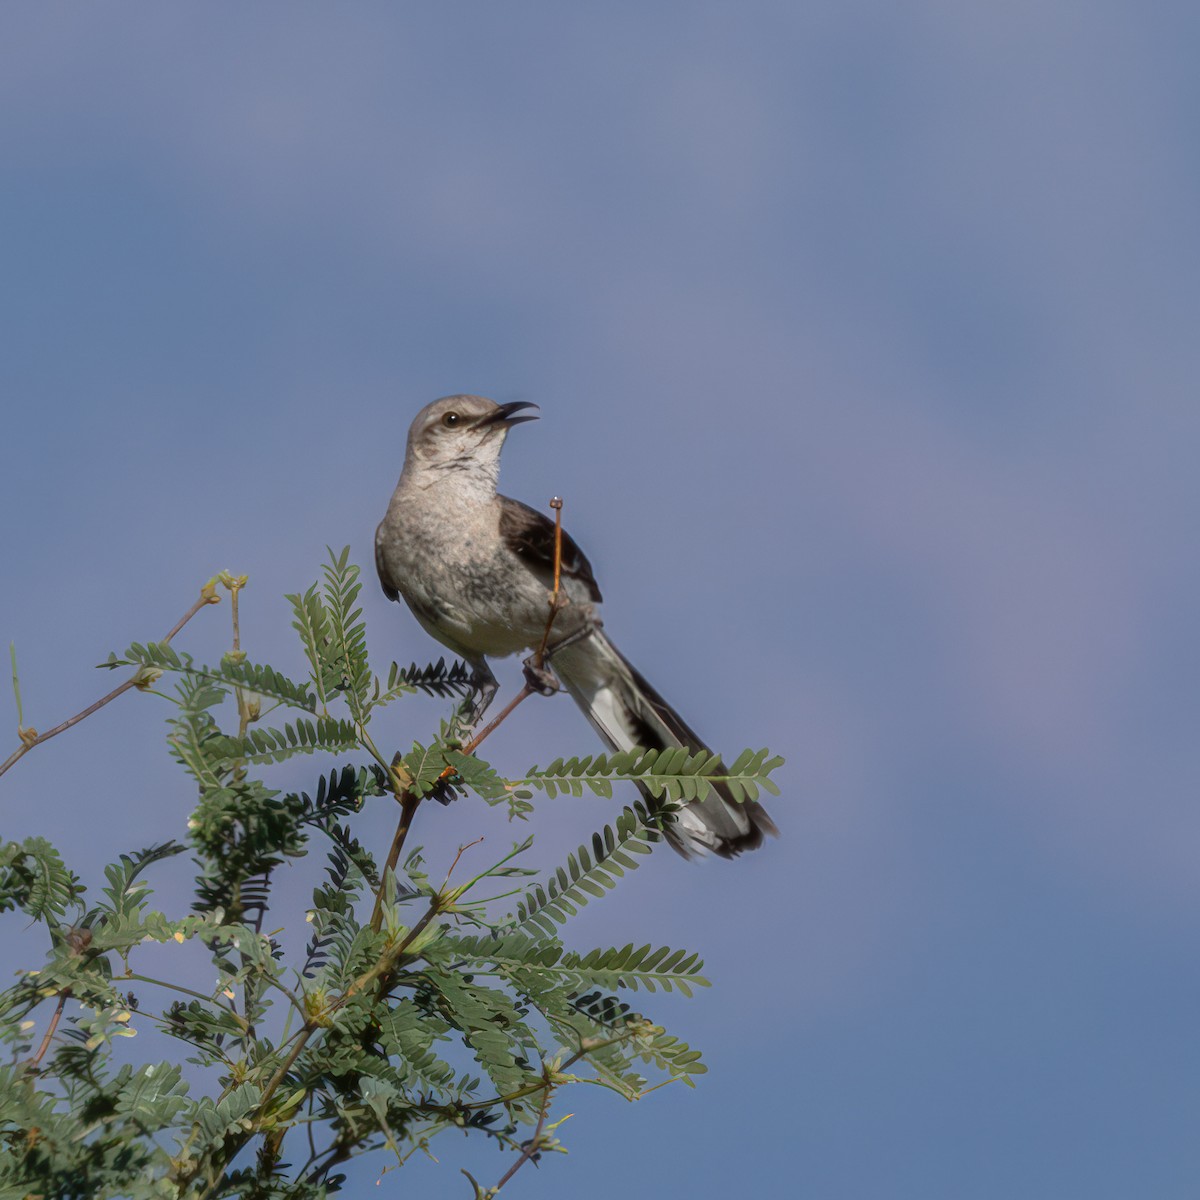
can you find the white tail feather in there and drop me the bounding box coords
[551,630,776,858]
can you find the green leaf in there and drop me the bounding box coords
[441,748,516,805]
[207,716,362,767]
[506,803,660,935]
[0,836,82,924]
[193,1082,263,1142]
[521,746,784,805]
[423,969,537,1098]
[98,842,186,918]
[286,581,335,710]
[113,1060,192,1128]
[559,942,710,997]
[321,546,372,722]
[377,998,459,1095]
[374,657,474,704]
[113,641,318,713]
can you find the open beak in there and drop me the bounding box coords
[476,400,540,429]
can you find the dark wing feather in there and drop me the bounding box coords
[498,496,603,602]
[374,532,400,602]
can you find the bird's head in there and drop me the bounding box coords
[404,395,539,478]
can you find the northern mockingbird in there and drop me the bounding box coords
[375,395,777,858]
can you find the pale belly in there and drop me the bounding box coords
[378,503,597,663]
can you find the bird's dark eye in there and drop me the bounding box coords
[442,412,461,428]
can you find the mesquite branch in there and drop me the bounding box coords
[0,583,220,781]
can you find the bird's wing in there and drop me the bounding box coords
[498,496,603,603]
[374,524,400,602]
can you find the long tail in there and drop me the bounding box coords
[551,629,778,859]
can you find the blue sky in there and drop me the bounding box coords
[1,5,1196,1196]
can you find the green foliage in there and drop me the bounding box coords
[105,642,318,714]
[379,656,475,701]
[0,835,83,925]
[208,716,364,766]
[523,746,783,804]
[0,549,783,1198]
[507,801,663,936]
[285,546,371,720]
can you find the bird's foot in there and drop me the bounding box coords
[522,656,561,696]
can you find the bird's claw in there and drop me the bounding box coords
[522,657,561,696]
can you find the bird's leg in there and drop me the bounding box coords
[461,661,499,728]
[521,612,603,696]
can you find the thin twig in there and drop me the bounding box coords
[0,586,218,781]
[162,589,218,643]
[370,789,421,934]
[253,889,444,1130]
[119,971,244,1010]
[339,896,443,1012]
[303,1139,353,1188]
[265,977,311,1023]
[550,497,564,593]
[253,1024,315,1122]
[10,643,25,730]
[304,1093,319,1177]
[220,572,250,739]
[490,1069,555,1194]
[24,990,68,1073]
[456,1045,595,1112]
[441,836,485,889]
[0,678,139,780]
[459,683,535,757]
[229,581,243,657]
[533,496,565,668]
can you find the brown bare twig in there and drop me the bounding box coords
[0,585,220,782]
[532,496,565,669]
[489,1068,556,1194]
[459,683,534,757]
[441,836,485,888]
[369,788,422,933]
[251,886,448,1138]
[23,990,69,1074]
